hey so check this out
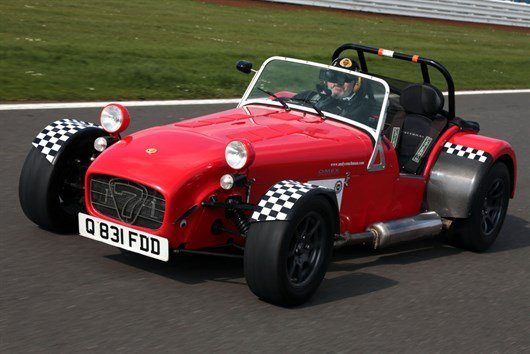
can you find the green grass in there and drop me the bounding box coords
[0,0,528,101]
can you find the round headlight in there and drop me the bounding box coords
[100,104,130,134]
[94,137,108,152]
[220,174,234,190]
[225,140,253,170]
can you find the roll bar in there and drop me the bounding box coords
[332,43,456,119]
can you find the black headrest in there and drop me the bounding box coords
[400,84,444,117]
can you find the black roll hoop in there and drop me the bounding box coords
[331,43,456,119]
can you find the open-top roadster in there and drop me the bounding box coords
[19,43,517,306]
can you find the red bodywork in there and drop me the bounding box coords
[85,104,517,250]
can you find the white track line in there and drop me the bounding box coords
[0,89,529,111]
[452,89,530,96]
[0,98,240,111]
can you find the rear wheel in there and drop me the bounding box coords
[244,196,334,306]
[451,162,510,252]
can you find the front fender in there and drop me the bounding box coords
[251,180,338,219]
[31,119,104,164]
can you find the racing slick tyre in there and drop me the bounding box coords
[244,196,334,306]
[19,130,104,233]
[450,162,510,252]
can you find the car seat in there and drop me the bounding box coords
[386,83,447,174]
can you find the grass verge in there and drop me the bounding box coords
[0,0,529,101]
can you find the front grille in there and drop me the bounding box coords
[90,175,165,230]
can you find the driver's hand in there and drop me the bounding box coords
[316,83,331,96]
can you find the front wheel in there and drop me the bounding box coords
[19,126,104,233]
[244,196,334,306]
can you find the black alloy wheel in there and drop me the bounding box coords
[19,128,104,233]
[244,195,334,306]
[450,162,510,252]
[51,137,96,222]
[480,177,506,236]
[55,155,91,217]
[287,212,326,287]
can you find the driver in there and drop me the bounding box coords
[323,57,361,101]
[292,58,376,126]
[288,58,361,105]
[318,58,379,127]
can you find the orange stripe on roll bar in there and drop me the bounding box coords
[378,48,384,56]
[412,55,419,63]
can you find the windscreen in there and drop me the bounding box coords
[242,58,389,131]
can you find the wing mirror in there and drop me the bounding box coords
[236,60,255,74]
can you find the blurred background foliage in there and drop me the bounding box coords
[0,0,528,101]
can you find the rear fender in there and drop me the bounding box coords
[250,180,339,234]
[425,132,516,218]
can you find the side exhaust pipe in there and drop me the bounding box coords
[370,211,442,249]
[334,212,442,249]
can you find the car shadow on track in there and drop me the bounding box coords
[105,252,245,286]
[306,272,399,307]
[307,240,457,306]
[104,213,528,306]
[488,214,530,252]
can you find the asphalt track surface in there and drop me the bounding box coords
[2,93,529,352]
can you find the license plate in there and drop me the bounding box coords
[78,213,169,261]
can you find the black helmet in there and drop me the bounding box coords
[319,57,360,84]
[332,57,360,72]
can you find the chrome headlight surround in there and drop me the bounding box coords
[225,140,254,170]
[100,103,130,135]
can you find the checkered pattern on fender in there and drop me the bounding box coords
[442,142,489,163]
[32,119,100,163]
[251,180,319,222]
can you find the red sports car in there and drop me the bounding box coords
[19,43,517,306]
